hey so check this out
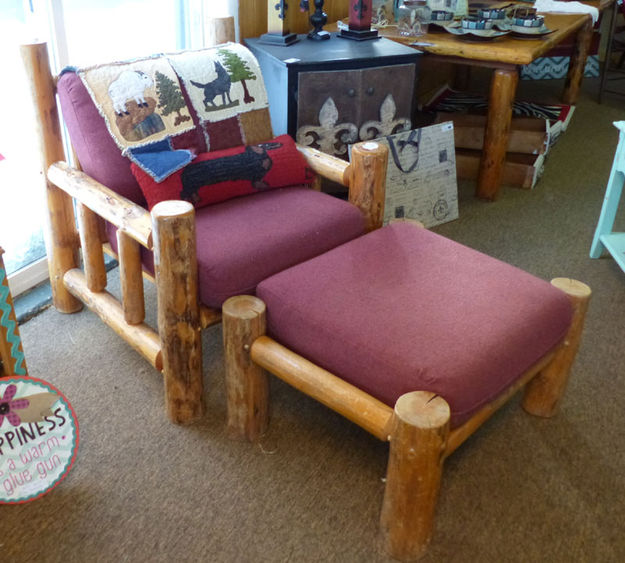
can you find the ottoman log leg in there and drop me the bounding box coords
[522,278,591,418]
[380,391,450,561]
[222,295,269,441]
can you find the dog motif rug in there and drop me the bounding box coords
[168,43,268,126]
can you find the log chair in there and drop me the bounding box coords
[221,223,591,560]
[20,16,388,424]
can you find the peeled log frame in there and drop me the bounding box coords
[76,203,107,293]
[152,201,204,424]
[21,42,82,313]
[380,391,450,561]
[349,141,389,232]
[222,295,269,441]
[476,68,519,201]
[522,278,592,417]
[206,15,236,46]
[117,230,145,325]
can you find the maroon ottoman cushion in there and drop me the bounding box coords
[256,223,573,428]
[194,188,365,307]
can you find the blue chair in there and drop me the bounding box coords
[590,121,625,271]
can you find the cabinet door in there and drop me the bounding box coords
[296,63,415,156]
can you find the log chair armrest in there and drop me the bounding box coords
[48,161,153,249]
[297,142,389,232]
[297,145,351,186]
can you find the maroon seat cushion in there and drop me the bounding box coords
[257,223,573,428]
[194,188,365,307]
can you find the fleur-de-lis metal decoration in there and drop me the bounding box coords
[275,1,287,20]
[354,0,368,18]
[359,94,411,141]
[340,0,378,40]
[262,0,299,44]
[296,97,358,156]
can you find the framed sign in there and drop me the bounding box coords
[376,122,459,228]
[0,376,79,504]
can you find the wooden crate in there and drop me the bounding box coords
[434,113,549,189]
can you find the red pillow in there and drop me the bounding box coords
[131,134,315,210]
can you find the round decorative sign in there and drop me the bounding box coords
[0,376,79,504]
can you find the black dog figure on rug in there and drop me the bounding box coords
[191,61,233,110]
[180,142,283,203]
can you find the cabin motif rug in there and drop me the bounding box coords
[77,45,270,181]
[79,57,194,150]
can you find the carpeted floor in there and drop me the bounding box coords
[5,77,625,562]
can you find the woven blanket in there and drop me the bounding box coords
[77,44,269,181]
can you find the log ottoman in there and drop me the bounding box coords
[222,222,590,560]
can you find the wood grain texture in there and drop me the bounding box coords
[380,391,450,561]
[297,145,351,186]
[476,68,519,201]
[206,15,235,46]
[349,141,388,231]
[63,268,162,371]
[76,203,107,293]
[152,201,204,424]
[48,162,153,249]
[523,278,592,417]
[21,42,82,313]
[116,231,145,325]
[563,19,594,104]
[222,295,269,441]
[250,336,394,441]
[368,13,595,66]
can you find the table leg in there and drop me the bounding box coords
[476,68,518,201]
[563,19,593,105]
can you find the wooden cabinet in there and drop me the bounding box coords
[245,34,420,157]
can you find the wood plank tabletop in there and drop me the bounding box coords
[329,1,609,67]
[376,13,590,65]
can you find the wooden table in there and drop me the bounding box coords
[370,3,608,200]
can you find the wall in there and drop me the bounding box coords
[238,0,349,40]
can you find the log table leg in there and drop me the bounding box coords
[380,391,450,561]
[523,278,591,417]
[222,295,269,441]
[563,19,593,105]
[476,68,519,201]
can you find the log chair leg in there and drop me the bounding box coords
[21,42,82,313]
[522,278,591,418]
[349,141,389,232]
[222,295,269,441]
[380,391,450,561]
[152,201,203,424]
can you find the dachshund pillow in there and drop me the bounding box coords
[131,134,315,210]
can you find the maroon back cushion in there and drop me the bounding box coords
[57,70,208,206]
[57,71,146,205]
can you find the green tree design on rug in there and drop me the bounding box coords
[155,71,191,126]
[218,49,256,104]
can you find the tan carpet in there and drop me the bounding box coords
[5,78,625,562]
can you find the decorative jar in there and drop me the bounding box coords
[397,0,431,37]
